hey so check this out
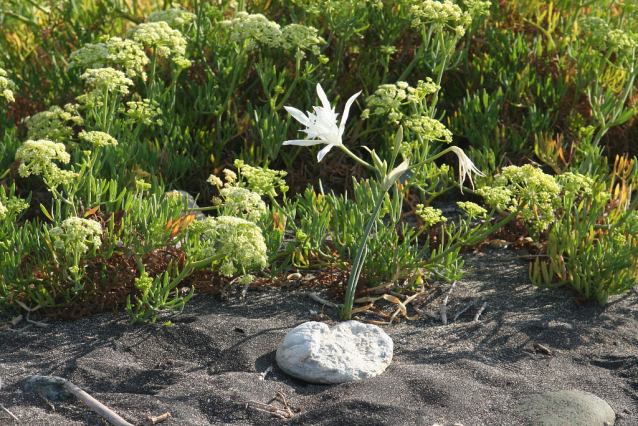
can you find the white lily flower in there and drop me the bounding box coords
[284,83,361,162]
[449,146,485,193]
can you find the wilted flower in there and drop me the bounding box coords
[283,83,361,162]
[449,146,485,192]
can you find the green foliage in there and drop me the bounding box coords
[529,156,638,305]
[0,0,637,323]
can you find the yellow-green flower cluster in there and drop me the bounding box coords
[69,38,149,79]
[0,197,29,220]
[363,79,440,125]
[134,270,154,294]
[475,186,514,210]
[410,0,490,33]
[380,45,397,55]
[206,174,223,188]
[555,172,593,198]
[403,115,453,143]
[135,180,152,191]
[15,140,78,189]
[127,21,188,58]
[122,99,163,126]
[26,104,83,143]
[280,24,325,55]
[580,17,638,52]
[81,68,134,95]
[79,130,118,147]
[457,201,487,218]
[193,216,268,277]
[0,67,16,103]
[483,165,561,232]
[146,8,196,29]
[222,12,325,55]
[219,187,267,223]
[238,274,255,285]
[15,140,70,178]
[234,159,289,197]
[222,12,283,50]
[624,211,638,234]
[416,205,447,227]
[49,217,102,255]
[410,0,463,28]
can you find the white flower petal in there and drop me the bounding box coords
[283,139,325,146]
[316,143,335,162]
[284,106,310,126]
[339,90,361,137]
[316,83,332,112]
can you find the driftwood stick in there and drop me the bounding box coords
[143,412,171,425]
[440,281,457,325]
[301,292,342,308]
[472,302,487,323]
[412,303,440,320]
[26,319,50,328]
[0,404,20,423]
[60,379,134,426]
[452,298,479,322]
[389,291,407,300]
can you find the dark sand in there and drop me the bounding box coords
[1,249,637,425]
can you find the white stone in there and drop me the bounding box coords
[276,321,393,384]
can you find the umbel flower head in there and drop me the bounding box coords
[49,217,102,255]
[284,83,361,162]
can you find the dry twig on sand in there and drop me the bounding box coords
[301,292,342,309]
[242,392,295,419]
[142,412,171,425]
[59,379,134,426]
[440,281,457,325]
[467,301,488,328]
[452,298,479,322]
[0,404,20,423]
